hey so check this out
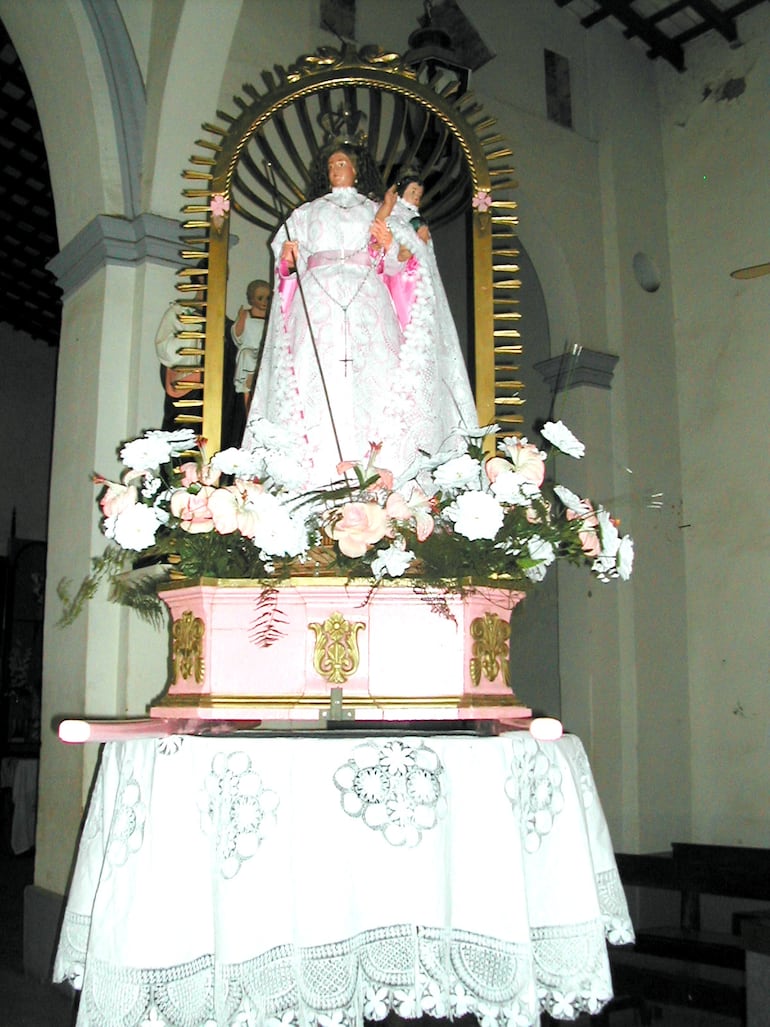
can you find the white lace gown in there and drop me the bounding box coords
[384,197,478,450]
[244,187,406,487]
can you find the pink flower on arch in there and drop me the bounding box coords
[210,193,230,219]
[472,190,492,213]
[325,502,389,558]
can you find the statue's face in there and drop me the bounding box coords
[327,151,356,189]
[402,181,424,207]
[249,284,271,317]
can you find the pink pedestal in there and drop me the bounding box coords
[150,577,531,723]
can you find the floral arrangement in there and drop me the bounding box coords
[58,422,633,625]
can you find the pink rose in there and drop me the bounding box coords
[567,499,601,556]
[99,481,138,519]
[169,486,216,533]
[326,502,388,558]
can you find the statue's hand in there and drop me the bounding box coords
[280,240,298,269]
[370,218,393,250]
[417,224,431,244]
[378,185,398,219]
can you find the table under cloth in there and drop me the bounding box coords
[53,730,633,1027]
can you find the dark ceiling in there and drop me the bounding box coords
[0,3,765,348]
[0,20,61,346]
[555,0,767,72]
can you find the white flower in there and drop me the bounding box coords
[616,534,634,579]
[553,484,589,514]
[445,490,504,540]
[524,535,556,583]
[523,562,548,582]
[433,453,482,490]
[140,475,162,499]
[528,535,555,565]
[249,493,308,557]
[596,508,620,555]
[263,451,309,491]
[153,502,170,526]
[112,503,162,551]
[591,555,617,581]
[490,470,536,506]
[145,428,197,455]
[541,420,585,458]
[119,435,173,471]
[211,447,262,478]
[245,417,294,451]
[371,544,416,579]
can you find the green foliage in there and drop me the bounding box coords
[56,545,132,627]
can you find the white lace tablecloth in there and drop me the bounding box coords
[53,731,633,1027]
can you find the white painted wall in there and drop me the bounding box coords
[655,5,770,845]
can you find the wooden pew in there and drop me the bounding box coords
[601,843,770,1024]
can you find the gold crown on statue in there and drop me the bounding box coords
[318,106,368,148]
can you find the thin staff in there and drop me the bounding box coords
[264,160,346,469]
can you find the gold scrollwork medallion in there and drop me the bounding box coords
[172,610,205,683]
[469,612,510,688]
[309,612,365,685]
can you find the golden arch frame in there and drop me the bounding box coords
[176,44,524,452]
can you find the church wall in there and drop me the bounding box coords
[655,5,770,846]
[583,20,690,851]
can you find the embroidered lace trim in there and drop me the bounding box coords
[56,919,619,1026]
